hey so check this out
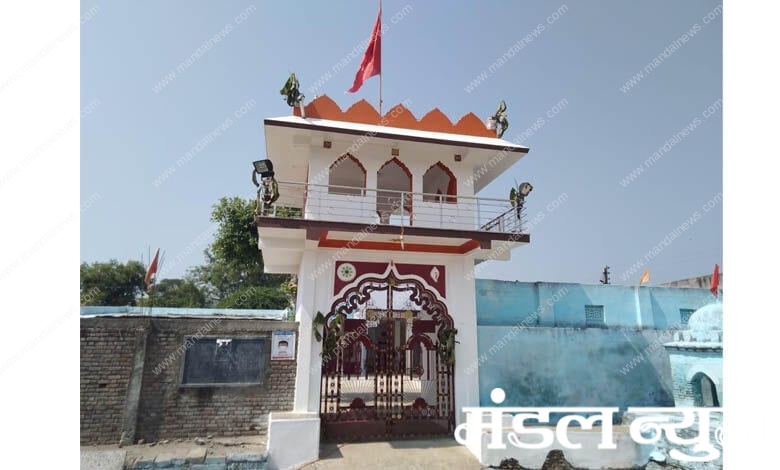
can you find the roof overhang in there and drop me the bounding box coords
[263,116,529,193]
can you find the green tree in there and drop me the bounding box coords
[189,197,290,304]
[140,278,207,308]
[217,286,289,310]
[80,260,145,306]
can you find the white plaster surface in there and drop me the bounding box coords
[266,412,321,470]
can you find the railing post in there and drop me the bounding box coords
[476,199,481,231]
[400,191,405,226]
[520,206,524,233]
[437,198,442,228]
[316,184,322,220]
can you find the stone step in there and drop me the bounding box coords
[129,452,266,470]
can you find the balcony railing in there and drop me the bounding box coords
[257,181,527,234]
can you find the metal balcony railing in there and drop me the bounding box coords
[257,181,527,234]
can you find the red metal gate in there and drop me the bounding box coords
[319,273,455,441]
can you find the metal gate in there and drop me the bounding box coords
[320,273,455,441]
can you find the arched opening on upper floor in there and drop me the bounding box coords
[376,157,412,224]
[328,154,366,196]
[422,162,457,203]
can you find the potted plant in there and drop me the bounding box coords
[312,311,345,359]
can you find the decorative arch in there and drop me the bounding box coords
[376,157,413,224]
[377,157,413,188]
[327,271,451,328]
[407,334,435,351]
[329,153,366,195]
[691,372,720,407]
[423,161,457,203]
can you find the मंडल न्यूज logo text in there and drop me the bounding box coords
[454,387,722,463]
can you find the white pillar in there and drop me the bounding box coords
[364,159,380,222]
[453,254,480,426]
[293,250,319,412]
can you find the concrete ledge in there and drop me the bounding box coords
[80,449,126,470]
[131,452,266,469]
[266,412,320,470]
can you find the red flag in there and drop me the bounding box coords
[347,6,382,93]
[710,264,719,297]
[145,248,160,289]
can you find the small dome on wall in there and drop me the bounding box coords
[687,302,722,343]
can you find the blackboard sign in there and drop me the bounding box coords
[181,337,265,386]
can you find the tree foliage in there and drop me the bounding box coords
[188,197,290,303]
[139,278,207,308]
[80,260,145,306]
[81,196,292,309]
[217,286,289,310]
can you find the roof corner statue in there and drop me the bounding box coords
[487,100,509,138]
[280,72,305,108]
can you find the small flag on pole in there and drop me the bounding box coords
[347,5,382,94]
[145,248,160,289]
[710,264,720,297]
[639,268,650,285]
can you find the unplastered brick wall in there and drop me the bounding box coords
[80,317,147,444]
[136,317,298,442]
[668,347,722,407]
[80,316,298,445]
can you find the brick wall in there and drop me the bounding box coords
[80,318,146,444]
[667,347,722,407]
[80,316,298,445]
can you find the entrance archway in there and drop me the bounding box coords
[319,270,455,441]
[692,372,720,407]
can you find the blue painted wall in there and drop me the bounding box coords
[475,280,715,329]
[474,280,716,414]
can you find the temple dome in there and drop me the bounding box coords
[687,302,722,343]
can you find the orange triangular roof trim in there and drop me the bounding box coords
[293,95,496,138]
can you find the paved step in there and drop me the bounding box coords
[128,452,266,469]
[81,449,127,470]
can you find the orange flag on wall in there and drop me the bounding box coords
[639,268,650,285]
[347,5,382,93]
[145,248,160,289]
[710,264,720,297]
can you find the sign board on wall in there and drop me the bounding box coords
[271,331,296,361]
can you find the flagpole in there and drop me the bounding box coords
[147,245,151,316]
[378,0,383,116]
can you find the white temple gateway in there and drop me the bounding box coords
[253,93,531,468]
